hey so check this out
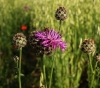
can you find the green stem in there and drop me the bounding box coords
[42,56,47,88]
[91,73,95,88]
[40,56,47,88]
[49,57,54,88]
[18,48,22,88]
[43,64,47,88]
[88,55,94,74]
[59,20,62,33]
[88,54,94,88]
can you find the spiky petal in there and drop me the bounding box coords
[28,31,52,55]
[35,28,67,51]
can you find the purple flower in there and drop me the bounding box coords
[24,5,29,10]
[35,28,67,51]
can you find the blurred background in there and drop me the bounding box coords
[0,0,100,88]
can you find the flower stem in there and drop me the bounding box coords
[59,20,62,33]
[88,55,94,74]
[43,63,47,88]
[18,48,22,88]
[88,54,94,88]
[49,57,54,88]
[40,56,47,88]
[43,56,47,88]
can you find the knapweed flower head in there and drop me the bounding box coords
[55,7,67,21]
[24,5,29,10]
[95,53,100,62]
[29,30,52,55]
[35,27,67,51]
[12,33,27,49]
[21,25,27,31]
[13,56,19,62]
[81,39,96,54]
[29,28,67,55]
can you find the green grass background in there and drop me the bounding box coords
[0,0,100,88]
